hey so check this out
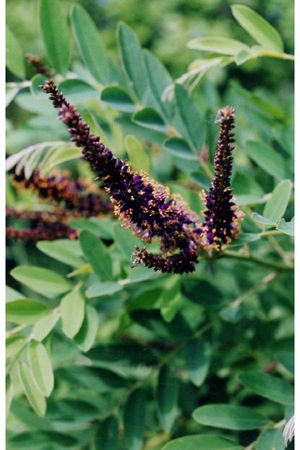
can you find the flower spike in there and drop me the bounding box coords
[42,80,202,273]
[13,170,111,217]
[201,106,243,252]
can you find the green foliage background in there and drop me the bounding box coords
[6,0,294,449]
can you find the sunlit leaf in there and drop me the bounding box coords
[192,404,268,430]
[125,134,150,172]
[7,300,49,325]
[18,361,46,416]
[11,266,71,298]
[60,289,85,339]
[263,179,292,224]
[188,37,248,55]
[74,305,99,352]
[231,5,283,52]
[28,340,54,397]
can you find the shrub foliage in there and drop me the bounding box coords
[6,2,293,449]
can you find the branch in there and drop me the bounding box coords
[219,250,293,272]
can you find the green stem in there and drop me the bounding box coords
[6,324,28,339]
[228,271,278,309]
[259,230,284,237]
[222,250,293,272]
[252,50,294,61]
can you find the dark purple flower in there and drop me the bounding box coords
[6,208,77,241]
[13,169,111,217]
[201,106,243,252]
[42,80,202,273]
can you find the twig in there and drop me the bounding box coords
[227,271,278,309]
[223,250,293,272]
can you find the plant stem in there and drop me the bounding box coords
[228,271,278,309]
[6,324,28,339]
[259,230,284,237]
[222,250,293,271]
[253,50,295,61]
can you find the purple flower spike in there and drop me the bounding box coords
[42,80,202,273]
[201,106,243,252]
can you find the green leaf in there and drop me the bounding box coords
[192,404,268,430]
[11,266,71,298]
[80,230,113,281]
[263,180,292,224]
[71,4,109,83]
[101,85,136,112]
[163,435,242,450]
[188,37,248,55]
[40,146,82,175]
[234,49,253,65]
[95,417,120,450]
[175,84,205,150]
[243,140,286,179]
[37,240,84,269]
[30,74,47,96]
[157,277,182,322]
[133,107,167,133]
[74,305,99,352]
[231,5,283,52]
[86,281,122,298]
[251,212,277,228]
[278,218,294,236]
[60,289,85,339]
[33,310,59,341]
[238,371,294,406]
[257,429,285,450]
[113,224,140,260]
[6,300,49,325]
[118,22,148,100]
[276,351,294,374]
[182,279,224,310]
[185,339,211,387]
[17,361,46,416]
[40,0,70,74]
[6,27,25,78]
[6,86,20,107]
[58,78,98,104]
[71,217,114,240]
[125,135,150,172]
[143,50,173,119]
[6,337,26,359]
[6,286,25,302]
[6,376,14,415]
[157,366,179,432]
[124,390,146,450]
[28,341,54,397]
[164,137,197,161]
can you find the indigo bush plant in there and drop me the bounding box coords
[6,1,294,449]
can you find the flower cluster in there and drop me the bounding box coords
[201,106,243,252]
[43,80,202,273]
[13,169,112,217]
[42,80,243,272]
[6,208,77,241]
